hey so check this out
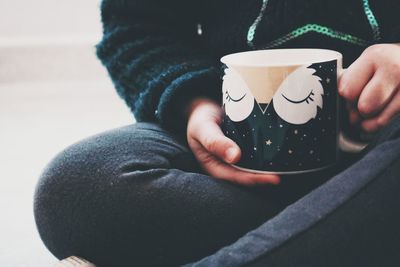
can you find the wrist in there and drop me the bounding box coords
[185,97,220,120]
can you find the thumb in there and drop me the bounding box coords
[197,121,241,163]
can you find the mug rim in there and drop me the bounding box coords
[221,48,343,68]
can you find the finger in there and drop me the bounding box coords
[195,120,241,164]
[344,100,361,125]
[357,71,398,118]
[339,51,375,102]
[361,89,400,133]
[193,140,280,186]
[348,108,362,125]
[203,153,281,186]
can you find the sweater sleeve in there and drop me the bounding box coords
[96,0,223,135]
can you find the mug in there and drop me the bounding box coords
[220,49,366,174]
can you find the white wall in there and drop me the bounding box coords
[0,0,102,39]
[0,1,133,266]
[0,0,107,83]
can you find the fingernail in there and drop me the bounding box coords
[225,147,238,163]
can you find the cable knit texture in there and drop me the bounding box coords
[96,0,399,134]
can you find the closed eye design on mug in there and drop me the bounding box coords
[273,66,324,125]
[281,90,315,104]
[222,68,254,122]
[225,90,247,102]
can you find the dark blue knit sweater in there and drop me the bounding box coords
[96,0,399,134]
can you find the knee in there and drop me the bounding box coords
[33,123,197,264]
[33,123,187,261]
[33,139,100,260]
[34,124,145,258]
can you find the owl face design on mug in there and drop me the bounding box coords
[223,65,324,125]
[273,66,324,125]
[222,68,254,122]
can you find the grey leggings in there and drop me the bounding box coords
[34,116,400,267]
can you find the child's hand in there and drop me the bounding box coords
[186,98,280,186]
[339,43,400,133]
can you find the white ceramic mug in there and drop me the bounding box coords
[220,49,367,174]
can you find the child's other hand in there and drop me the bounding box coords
[339,43,400,133]
[186,98,280,186]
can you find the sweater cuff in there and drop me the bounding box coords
[156,66,222,136]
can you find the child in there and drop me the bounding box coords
[35,0,400,266]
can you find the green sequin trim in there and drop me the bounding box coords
[247,0,381,49]
[261,24,370,49]
[247,0,269,47]
[363,0,381,40]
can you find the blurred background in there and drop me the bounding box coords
[0,0,132,266]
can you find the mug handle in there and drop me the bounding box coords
[338,68,368,153]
